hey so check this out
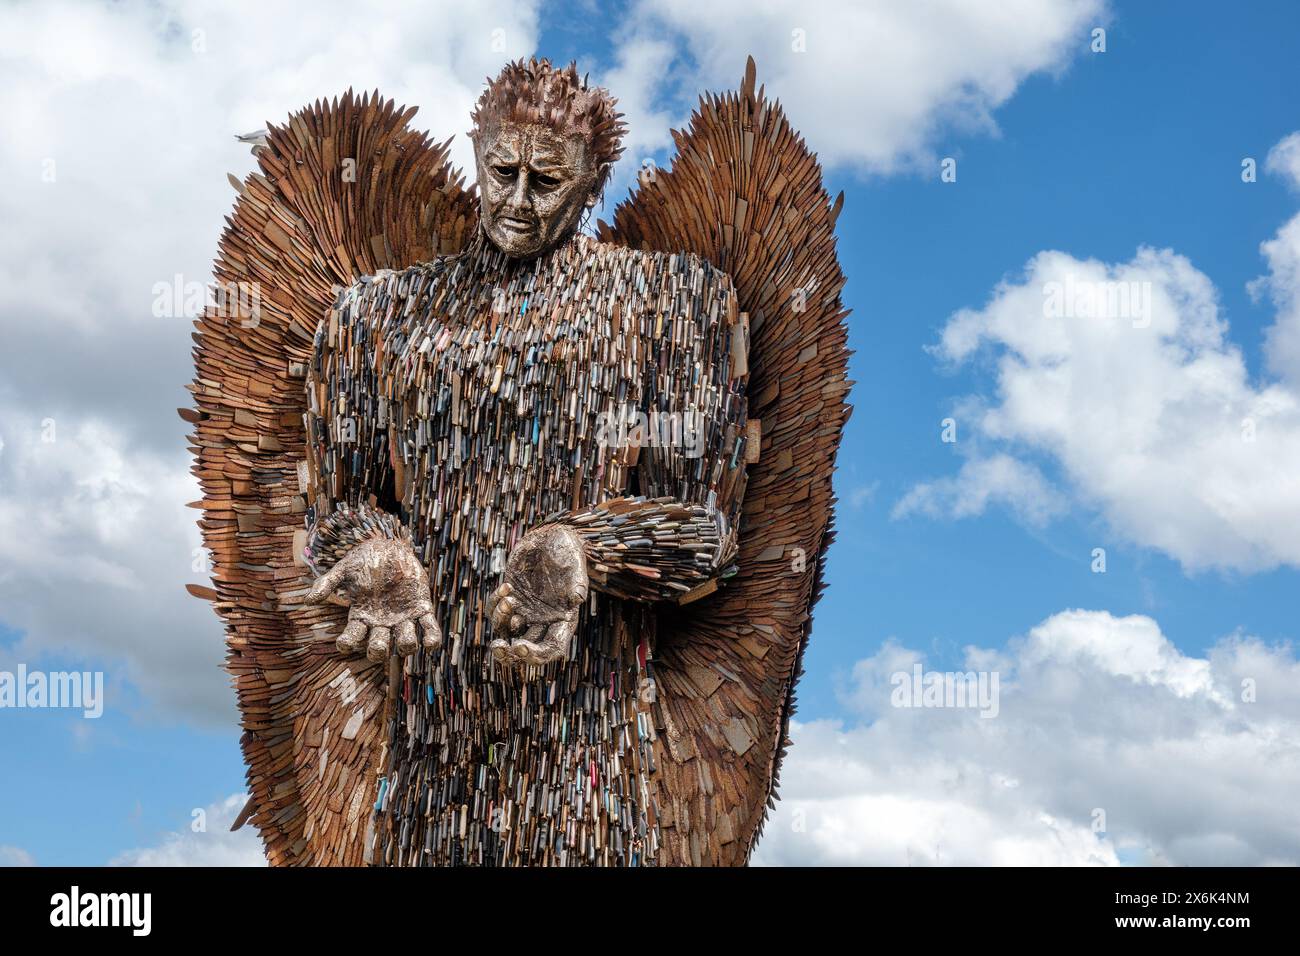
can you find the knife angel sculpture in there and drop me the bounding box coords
[189,56,850,866]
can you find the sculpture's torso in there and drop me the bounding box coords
[306,233,745,865]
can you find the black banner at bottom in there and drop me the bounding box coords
[0,865,1289,942]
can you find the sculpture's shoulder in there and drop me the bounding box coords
[576,235,734,290]
[311,259,459,386]
[574,236,737,335]
[332,256,457,319]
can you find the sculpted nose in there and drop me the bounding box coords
[507,170,531,213]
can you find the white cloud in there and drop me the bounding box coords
[899,203,1300,571]
[893,453,1066,526]
[602,0,1106,175]
[0,0,541,722]
[1257,182,1300,386]
[0,846,36,866]
[0,411,229,718]
[110,793,266,866]
[753,609,1300,865]
[597,35,680,178]
[848,480,880,509]
[1266,132,1300,191]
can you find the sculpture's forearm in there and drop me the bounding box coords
[301,503,441,660]
[303,503,410,577]
[561,495,737,603]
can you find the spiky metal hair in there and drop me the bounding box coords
[469,58,627,194]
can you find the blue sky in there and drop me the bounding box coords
[807,3,1300,707]
[2,0,1298,866]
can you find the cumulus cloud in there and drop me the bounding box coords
[1266,131,1300,191]
[602,0,1106,175]
[897,159,1300,571]
[0,0,540,722]
[110,793,266,866]
[753,609,1300,865]
[1256,147,1300,385]
[0,846,36,866]
[892,453,1067,526]
[0,411,228,717]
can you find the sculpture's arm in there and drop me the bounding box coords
[488,259,750,665]
[568,495,734,602]
[485,496,732,664]
[301,278,441,662]
[578,259,751,603]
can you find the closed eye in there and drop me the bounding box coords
[493,165,517,179]
[532,172,561,189]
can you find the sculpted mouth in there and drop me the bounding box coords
[496,216,536,234]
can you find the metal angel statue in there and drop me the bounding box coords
[188,56,850,866]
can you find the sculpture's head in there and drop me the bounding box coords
[469,58,626,259]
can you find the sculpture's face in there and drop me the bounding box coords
[475,122,597,258]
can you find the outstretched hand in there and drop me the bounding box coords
[305,536,442,663]
[487,524,588,666]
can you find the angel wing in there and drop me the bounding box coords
[188,91,477,864]
[597,57,852,865]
